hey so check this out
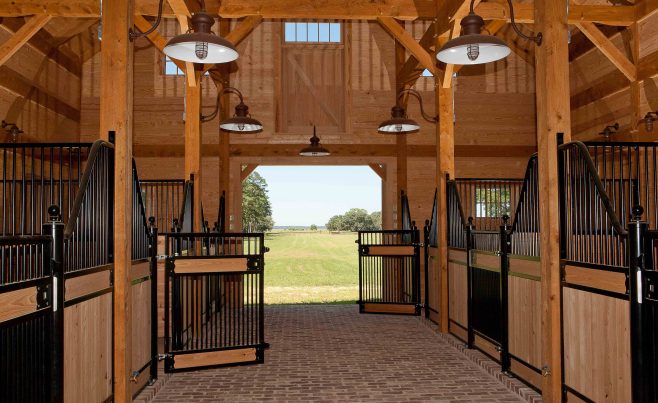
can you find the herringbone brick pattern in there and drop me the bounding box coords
[142,305,529,402]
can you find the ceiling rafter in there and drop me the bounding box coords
[398,23,436,85]
[0,1,638,26]
[571,48,658,111]
[134,14,186,70]
[0,17,83,76]
[575,21,637,81]
[0,14,51,66]
[377,16,439,78]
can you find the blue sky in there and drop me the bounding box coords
[255,166,382,227]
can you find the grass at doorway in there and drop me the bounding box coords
[264,231,358,304]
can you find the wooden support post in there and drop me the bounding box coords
[218,19,232,231]
[395,19,408,230]
[434,0,453,334]
[0,14,51,66]
[99,0,133,402]
[629,22,641,135]
[534,0,571,400]
[184,73,202,232]
[436,85,454,335]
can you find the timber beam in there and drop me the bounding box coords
[0,14,51,66]
[132,144,536,159]
[134,15,185,71]
[378,16,438,78]
[368,164,387,180]
[575,21,637,81]
[570,48,658,110]
[240,164,258,181]
[0,65,80,121]
[0,1,638,26]
[0,17,83,76]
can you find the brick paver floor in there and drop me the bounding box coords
[146,305,527,402]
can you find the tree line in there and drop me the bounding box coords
[326,208,381,231]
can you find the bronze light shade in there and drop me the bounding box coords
[437,0,541,65]
[299,127,331,156]
[164,12,238,63]
[437,13,510,65]
[220,102,263,133]
[378,105,420,134]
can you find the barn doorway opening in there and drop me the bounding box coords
[241,165,383,304]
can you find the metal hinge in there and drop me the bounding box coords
[158,354,172,361]
[36,283,50,310]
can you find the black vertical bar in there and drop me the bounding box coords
[43,205,64,403]
[628,205,651,403]
[466,217,475,349]
[149,218,158,381]
[499,215,511,373]
[423,220,430,319]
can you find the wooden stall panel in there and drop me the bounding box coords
[64,293,113,403]
[563,287,630,402]
[448,260,468,329]
[173,348,257,370]
[471,250,500,272]
[427,248,440,324]
[131,279,152,378]
[564,265,627,295]
[508,275,542,369]
[0,287,37,323]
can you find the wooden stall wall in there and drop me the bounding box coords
[0,18,87,143]
[571,11,658,140]
[63,269,113,403]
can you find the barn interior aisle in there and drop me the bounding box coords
[137,305,537,402]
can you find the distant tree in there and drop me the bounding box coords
[326,208,378,231]
[370,211,382,230]
[326,215,344,231]
[242,172,274,232]
[310,224,318,231]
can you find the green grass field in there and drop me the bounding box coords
[263,231,358,305]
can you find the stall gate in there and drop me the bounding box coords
[164,232,266,372]
[357,230,421,315]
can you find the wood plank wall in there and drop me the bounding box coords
[79,20,536,230]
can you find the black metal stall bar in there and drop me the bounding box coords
[0,143,92,236]
[0,208,64,403]
[139,179,186,234]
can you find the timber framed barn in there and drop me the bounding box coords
[0,0,657,401]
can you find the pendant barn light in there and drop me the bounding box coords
[130,0,237,64]
[299,126,331,156]
[436,0,542,65]
[201,87,263,133]
[599,123,619,138]
[164,12,238,63]
[378,89,438,134]
[644,111,658,132]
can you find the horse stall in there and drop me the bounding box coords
[439,140,658,399]
[0,140,158,401]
